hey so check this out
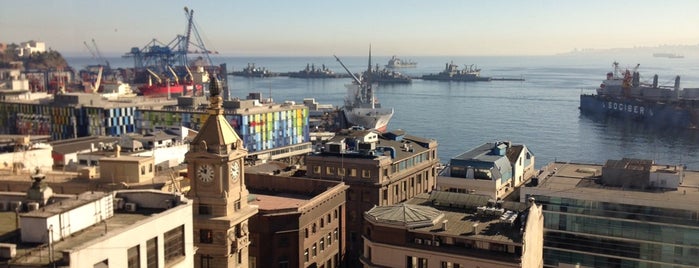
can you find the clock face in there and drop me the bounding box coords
[231,161,240,182]
[197,164,215,183]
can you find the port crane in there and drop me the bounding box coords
[123,6,215,74]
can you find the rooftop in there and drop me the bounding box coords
[250,192,313,212]
[527,161,699,210]
[366,191,528,245]
[2,190,189,266]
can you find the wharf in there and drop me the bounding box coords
[408,76,525,82]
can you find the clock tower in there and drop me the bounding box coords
[185,75,258,268]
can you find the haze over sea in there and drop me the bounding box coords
[67,54,699,169]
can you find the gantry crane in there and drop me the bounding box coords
[123,6,215,74]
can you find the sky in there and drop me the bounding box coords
[2,0,699,57]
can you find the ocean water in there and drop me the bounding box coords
[67,55,699,169]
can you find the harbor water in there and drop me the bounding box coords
[68,55,699,169]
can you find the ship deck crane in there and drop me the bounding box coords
[91,39,110,68]
[146,68,162,84]
[168,66,180,84]
[84,41,97,59]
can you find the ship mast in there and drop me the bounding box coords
[367,45,375,109]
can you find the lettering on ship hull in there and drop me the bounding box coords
[603,101,653,117]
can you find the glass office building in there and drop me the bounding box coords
[521,160,699,268]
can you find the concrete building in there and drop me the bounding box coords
[437,141,536,200]
[305,128,440,262]
[18,40,46,57]
[362,191,544,268]
[98,147,156,184]
[184,78,259,268]
[520,158,699,267]
[0,135,53,174]
[245,163,348,268]
[0,171,194,268]
[49,136,120,167]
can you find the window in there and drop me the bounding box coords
[141,166,146,175]
[199,205,211,215]
[407,256,428,268]
[320,218,325,228]
[127,245,140,268]
[200,255,213,268]
[334,228,338,240]
[441,261,459,268]
[327,233,332,246]
[326,166,334,175]
[338,168,346,176]
[149,163,153,173]
[320,238,325,251]
[304,249,309,262]
[313,166,321,174]
[164,225,185,264]
[327,214,331,224]
[146,237,158,268]
[200,229,214,243]
[334,208,338,219]
[350,168,357,177]
[235,200,241,211]
[305,228,309,238]
[362,169,371,178]
[312,243,317,257]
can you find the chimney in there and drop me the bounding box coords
[441,220,448,231]
[472,223,479,234]
[115,144,121,158]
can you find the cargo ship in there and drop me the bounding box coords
[422,62,491,82]
[385,55,417,68]
[334,50,393,132]
[138,66,207,97]
[579,62,699,129]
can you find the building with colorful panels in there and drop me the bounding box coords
[136,93,310,155]
[0,93,175,140]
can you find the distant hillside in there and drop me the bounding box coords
[558,45,699,58]
[0,43,69,69]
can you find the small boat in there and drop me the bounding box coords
[385,55,417,68]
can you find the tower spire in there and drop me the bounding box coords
[208,74,223,115]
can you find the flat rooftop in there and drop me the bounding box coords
[526,162,699,210]
[250,192,313,212]
[2,206,168,266]
[405,193,523,245]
